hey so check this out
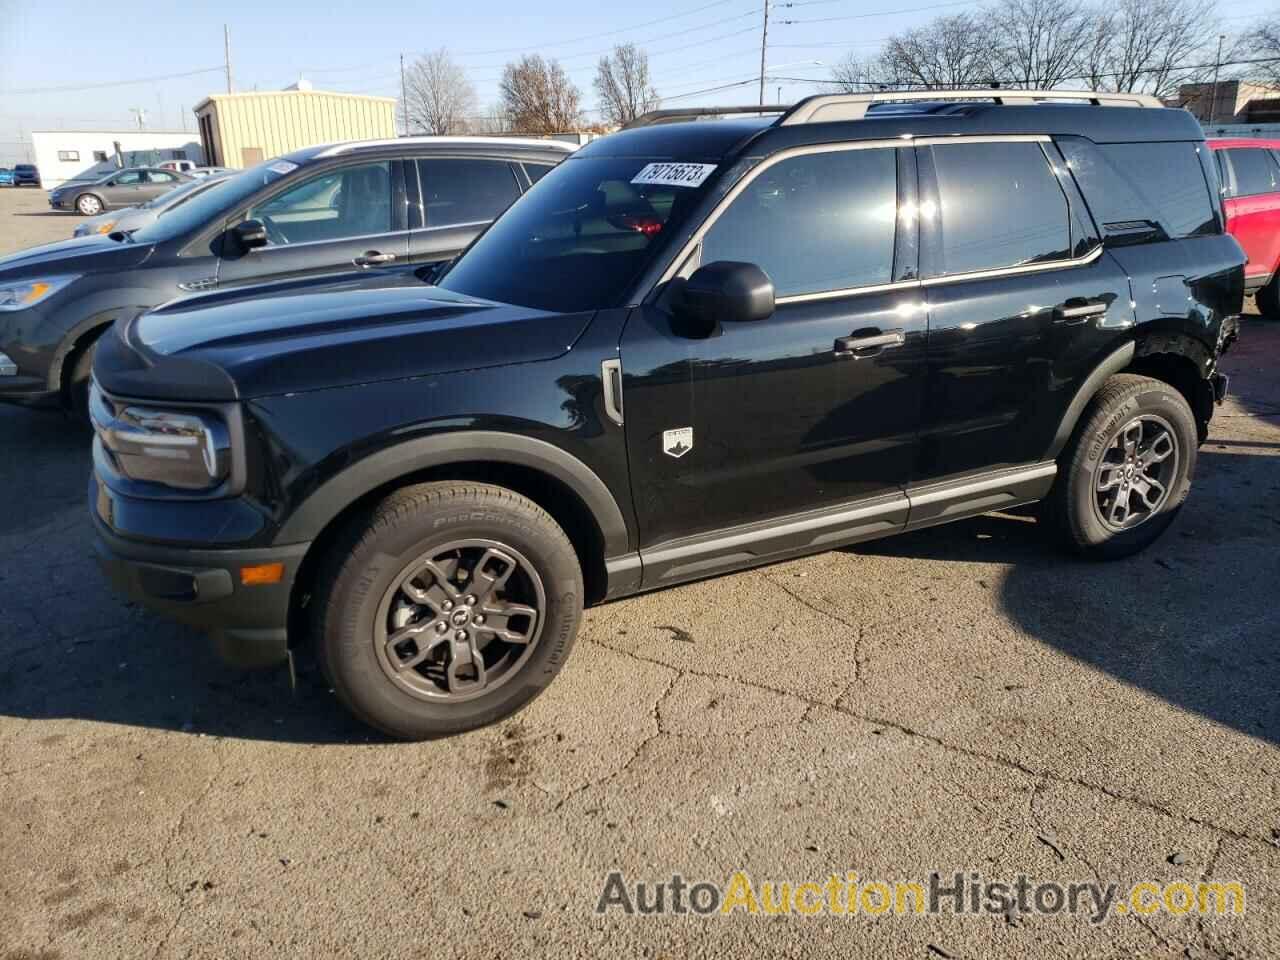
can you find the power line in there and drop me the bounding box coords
[769,53,1280,87]
[454,0,744,56]
[6,67,225,96]
[778,0,976,26]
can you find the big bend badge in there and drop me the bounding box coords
[663,427,693,459]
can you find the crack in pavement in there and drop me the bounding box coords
[762,574,867,685]
[553,647,681,812]
[148,740,228,960]
[585,636,1280,855]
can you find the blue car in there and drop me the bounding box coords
[0,168,14,187]
[12,164,40,187]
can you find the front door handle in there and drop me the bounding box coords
[1054,299,1108,324]
[834,329,905,358]
[354,250,397,268]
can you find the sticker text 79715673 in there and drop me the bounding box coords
[631,163,718,189]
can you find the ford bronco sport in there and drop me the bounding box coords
[91,91,1243,740]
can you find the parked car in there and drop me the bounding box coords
[157,159,198,175]
[0,136,573,411]
[73,172,234,238]
[0,168,13,187]
[89,91,1242,740]
[13,164,40,187]
[1206,138,1280,319]
[47,167,193,216]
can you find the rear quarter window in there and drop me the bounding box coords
[1056,137,1217,241]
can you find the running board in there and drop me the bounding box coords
[637,462,1056,588]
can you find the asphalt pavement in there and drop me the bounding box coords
[1,185,1278,958]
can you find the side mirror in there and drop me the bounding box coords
[233,219,268,251]
[676,261,775,328]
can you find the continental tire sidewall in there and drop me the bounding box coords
[321,492,582,739]
[1068,381,1197,555]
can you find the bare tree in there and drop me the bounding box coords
[500,55,582,134]
[403,48,476,135]
[879,14,1000,89]
[1098,0,1220,96]
[987,0,1095,88]
[466,103,512,135]
[1239,18,1280,87]
[594,44,659,126]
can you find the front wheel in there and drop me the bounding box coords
[1047,374,1198,560]
[76,193,103,216]
[313,482,584,740]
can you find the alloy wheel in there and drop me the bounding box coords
[373,539,545,703]
[1092,414,1179,532]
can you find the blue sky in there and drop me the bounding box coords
[1,0,1275,163]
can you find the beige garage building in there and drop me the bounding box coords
[193,82,396,169]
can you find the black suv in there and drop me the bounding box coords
[91,91,1242,740]
[0,137,572,411]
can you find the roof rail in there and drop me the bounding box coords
[316,135,578,157]
[623,105,787,130]
[780,89,1165,125]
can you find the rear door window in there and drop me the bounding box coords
[1223,147,1279,197]
[523,162,555,185]
[923,140,1071,276]
[416,158,521,228]
[1057,138,1216,239]
[700,147,898,297]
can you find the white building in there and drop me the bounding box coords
[30,130,205,189]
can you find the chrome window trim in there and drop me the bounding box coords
[775,278,919,305]
[918,243,1103,287]
[656,134,1091,302]
[251,228,411,253]
[406,219,492,235]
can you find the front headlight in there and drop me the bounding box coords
[0,275,78,312]
[91,384,231,491]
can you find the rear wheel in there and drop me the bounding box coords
[76,193,103,216]
[313,481,584,740]
[1047,374,1197,560]
[1255,275,1280,321]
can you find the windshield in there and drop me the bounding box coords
[439,156,712,312]
[129,158,299,245]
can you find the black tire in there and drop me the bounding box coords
[1047,373,1197,560]
[1256,276,1280,321]
[75,193,103,216]
[66,338,98,421]
[313,481,584,740]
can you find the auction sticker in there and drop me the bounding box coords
[631,162,717,188]
[268,160,299,175]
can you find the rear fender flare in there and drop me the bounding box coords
[1046,342,1135,460]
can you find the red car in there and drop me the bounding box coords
[1207,138,1280,318]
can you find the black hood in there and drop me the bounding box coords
[94,273,595,402]
[0,233,151,277]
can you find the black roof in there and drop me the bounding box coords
[580,101,1204,165]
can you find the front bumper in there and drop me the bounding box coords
[90,477,310,668]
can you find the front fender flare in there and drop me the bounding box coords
[273,431,631,558]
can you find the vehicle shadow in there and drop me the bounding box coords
[0,406,380,744]
[854,445,1280,747]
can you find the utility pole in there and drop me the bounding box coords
[758,0,770,107]
[224,24,233,93]
[1209,33,1225,125]
[400,53,408,136]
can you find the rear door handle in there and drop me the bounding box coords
[1054,300,1108,324]
[354,250,397,268]
[834,329,905,358]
